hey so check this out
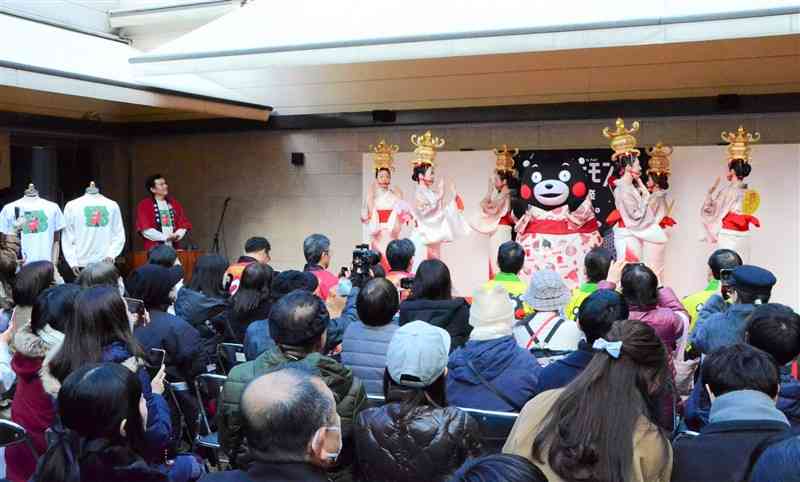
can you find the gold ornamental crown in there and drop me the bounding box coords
[603,118,641,160]
[411,130,445,167]
[370,139,399,171]
[646,142,673,176]
[721,126,760,163]
[493,144,519,174]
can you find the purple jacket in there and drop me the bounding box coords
[599,282,687,351]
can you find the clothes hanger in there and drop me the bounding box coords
[85,181,100,195]
[23,183,39,197]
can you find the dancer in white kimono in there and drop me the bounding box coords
[701,126,761,262]
[361,139,412,272]
[643,142,677,277]
[471,145,518,277]
[409,131,469,263]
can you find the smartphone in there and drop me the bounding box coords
[148,348,166,379]
[124,297,145,315]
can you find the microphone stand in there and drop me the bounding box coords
[211,197,231,254]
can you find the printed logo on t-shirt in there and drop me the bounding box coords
[83,206,110,227]
[22,210,48,234]
[159,209,174,227]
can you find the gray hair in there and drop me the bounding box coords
[303,234,330,265]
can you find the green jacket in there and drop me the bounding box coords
[218,345,367,467]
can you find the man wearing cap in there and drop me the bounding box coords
[691,265,777,356]
[219,290,366,472]
[354,320,482,482]
[513,270,582,365]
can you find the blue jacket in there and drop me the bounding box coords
[534,341,595,394]
[685,365,800,430]
[341,321,398,395]
[102,342,172,456]
[243,289,360,361]
[690,294,755,355]
[446,336,540,412]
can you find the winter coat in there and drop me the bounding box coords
[40,341,173,459]
[689,294,755,356]
[601,282,687,352]
[672,420,791,482]
[242,319,274,362]
[218,345,367,468]
[224,299,272,344]
[446,335,540,412]
[534,341,595,394]
[174,287,228,346]
[354,390,482,482]
[134,309,207,382]
[6,322,63,481]
[200,461,329,482]
[341,321,398,396]
[503,389,673,482]
[398,298,472,350]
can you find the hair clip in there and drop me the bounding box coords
[592,338,623,359]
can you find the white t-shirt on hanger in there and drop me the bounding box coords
[0,196,65,264]
[62,193,126,268]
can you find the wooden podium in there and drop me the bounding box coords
[129,249,203,282]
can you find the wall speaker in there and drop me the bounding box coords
[291,152,304,166]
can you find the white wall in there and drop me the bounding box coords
[363,146,800,307]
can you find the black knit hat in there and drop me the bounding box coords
[269,290,329,346]
[271,270,318,300]
[126,264,183,308]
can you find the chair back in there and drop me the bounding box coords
[194,373,228,435]
[0,419,38,460]
[366,393,385,409]
[217,343,246,374]
[459,407,518,454]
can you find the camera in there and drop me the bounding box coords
[351,244,381,288]
[399,277,415,290]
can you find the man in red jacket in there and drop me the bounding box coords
[135,173,192,251]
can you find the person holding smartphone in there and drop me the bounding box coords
[682,249,743,336]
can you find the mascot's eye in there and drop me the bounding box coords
[559,170,572,182]
[531,172,542,183]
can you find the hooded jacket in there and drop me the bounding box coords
[218,345,367,468]
[6,322,63,481]
[174,287,228,340]
[354,389,482,482]
[398,298,471,350]
[446,335,540,412]
[39,341,172,459]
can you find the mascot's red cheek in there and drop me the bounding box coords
[572,182,587,198]
[521,184,532,200]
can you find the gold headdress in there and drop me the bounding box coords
[410,130,445,167]
[493,144,518,174]
[646,142,673,176]
[370,139,399,172]
[603,118,640,160]
[721,126,760,163]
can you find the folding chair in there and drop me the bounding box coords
[193,373,227,466]
[459,407,519,454]
[217,343,246,375]
[0,419,37,461]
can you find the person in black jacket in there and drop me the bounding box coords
[398,259,471,350]
[127,263,208,439]
[354,321,482,482]
[225,262,274,343]
[672,344,793,482]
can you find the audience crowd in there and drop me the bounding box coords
[0,222,797,482]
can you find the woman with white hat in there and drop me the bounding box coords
[447,284,541,413]
[513,270,583,366]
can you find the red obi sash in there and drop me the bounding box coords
[499,212,515,226]
[722,212,760,232]
[606,209,625,228]
[522,217,599,235]
[659,216,677,229]
[377,209,392,223]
